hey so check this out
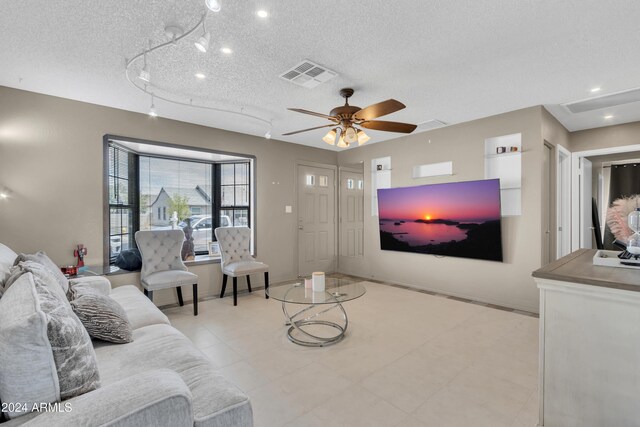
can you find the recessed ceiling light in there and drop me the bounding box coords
[604,115,613,119]
[221,47,233,54]
[195,73,206,79]
[257,10,268,18]
[591,87,601,93]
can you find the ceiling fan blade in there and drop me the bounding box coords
[282,124,335,136]
[288,108,338,121]
[353,99,406,121]
[360,120,417,133]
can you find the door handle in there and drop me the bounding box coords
[298,225,304,230]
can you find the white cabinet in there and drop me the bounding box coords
[533,249,640,427]
[484,133,522,216]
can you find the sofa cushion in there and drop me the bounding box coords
[0,243,17,292]
[0,273,59,419]
[14,251,69,295]
[94,324,252,427]
[109,285,170,329]
[0,271,100,419]
[71,293,133,344]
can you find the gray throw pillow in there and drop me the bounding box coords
[0,271,100,419]
[5,261,70,306]
[30,269,100,400]
[14,251,69,295]
[71,294,133,344]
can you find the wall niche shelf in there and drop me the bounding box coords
[484,133,522,216]
[484,150,527,159]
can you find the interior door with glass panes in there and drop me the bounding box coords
[339,169,364,260]
[297,164,336,276]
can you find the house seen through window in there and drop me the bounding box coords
[106,137,255,264]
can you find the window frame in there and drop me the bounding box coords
[102,135,257,267]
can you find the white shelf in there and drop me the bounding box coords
[485,133,522,216]
[484,150,526,159]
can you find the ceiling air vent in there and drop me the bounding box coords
[564,88,640,114]
[279,60,337,89]
[416,119,447,131]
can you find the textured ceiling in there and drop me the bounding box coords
[1,0,640,151]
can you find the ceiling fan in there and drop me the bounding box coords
[283,88,417,148]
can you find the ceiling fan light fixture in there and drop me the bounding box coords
[344,126,358,144]
[195,32,211,52]
[336,135,348,148]
[205,0,221,12]
[357,130,370,145]
[322,129,337,145]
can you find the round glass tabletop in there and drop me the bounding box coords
[267,278,366,305]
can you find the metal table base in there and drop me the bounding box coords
[282,297,348,347]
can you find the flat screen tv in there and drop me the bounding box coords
[377,179,503,262]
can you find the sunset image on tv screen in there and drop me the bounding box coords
[377,179,503,262]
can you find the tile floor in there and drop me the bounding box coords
[162,280,539,427]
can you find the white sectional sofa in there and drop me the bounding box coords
[0,243,253,427]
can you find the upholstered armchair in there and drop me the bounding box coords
[135,229,199,315]
[214,227,269,306]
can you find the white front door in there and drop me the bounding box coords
[297,164,336,276]
[579,157,593,249]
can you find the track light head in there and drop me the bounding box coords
[138,63,150,82]
[194,32,211,53]
[148,95,158,117]
[205,0,221,12]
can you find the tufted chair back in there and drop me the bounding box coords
[135,229,187,279]
[214,227,254,268]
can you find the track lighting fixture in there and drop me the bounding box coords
[205,0,221,12]
[138,50,150,82]
[149,95,158,117]
[126,3,272,138]
[195,31,210,53]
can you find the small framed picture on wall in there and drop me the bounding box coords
[208,242,221,258]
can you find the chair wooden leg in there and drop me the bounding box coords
[246,275,252,292]
[143,288,148,297]
[193,284,198,316]
[220,274,228,298]
[233,276,238,306]
[264,271,269,299]
[176,287,184,306]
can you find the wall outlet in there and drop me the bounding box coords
[285,205,292,213]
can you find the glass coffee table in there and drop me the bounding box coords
[266,278,366,347]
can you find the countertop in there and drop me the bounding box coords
[532,249,640,292]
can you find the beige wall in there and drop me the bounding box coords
[0,86,336,306]
[337,107,545,312]
[570,121,640,152]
